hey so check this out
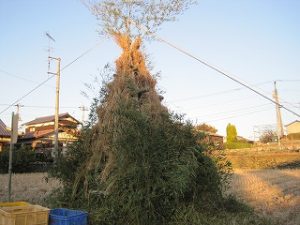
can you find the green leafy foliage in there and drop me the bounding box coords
[226,123,237,143]
[170,203,277,225]
[226,141,252,149]
[225,123,252,149]
[0,145,41,173]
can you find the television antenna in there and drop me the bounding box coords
[45,32,56,72]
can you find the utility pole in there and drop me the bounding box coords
[8,112,18,201]
[79,105,88,128]
[273,81,284,145]
[14,104,24,122]
[48,57,61,161]
[45,32,61,160]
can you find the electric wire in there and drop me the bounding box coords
[0,43,99,116]
[154,36,300,117]
[203,108,273,123]
[169,80,272,103]
[131,18,300,118]
[0,104,80,109]
[194,103,272,118]
[0,69,37,83]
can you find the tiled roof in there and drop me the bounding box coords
[23,113,79,126]
[35,129,54,138]
[0,119,10,137]
[19,128,79,140]
[21,132,35,139]
[19,129,54,140]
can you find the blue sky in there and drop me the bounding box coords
[1,0,300,139]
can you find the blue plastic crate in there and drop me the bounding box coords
[49,208,87,225]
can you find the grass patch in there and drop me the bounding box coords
[224,151,300,169]
[170,200,278,225]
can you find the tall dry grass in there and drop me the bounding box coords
[228,169,300,225]
[1,169,299,225]
[0,173,60,206]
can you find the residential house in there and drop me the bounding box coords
[19,113,80,151]
[201,132,224,149]
[0,119,10,151]
[236,136,254,144]
[286,120,300,135]
[285,120,300,140]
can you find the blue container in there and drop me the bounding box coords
[49,208,88,225]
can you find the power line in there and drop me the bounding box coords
[130,18,300,117]
[0,69,43,84]
[169,94,270,112]
[0,104,80,109]
[0,69,54,88]
[0,76,55,115]
[61,43,99,71]
[195,103,272,118]
[276,79,300,82]
[169,80,272,103]
[281,101,300,109]
[0,43,99,116]
[203,108,273,123]
[0,69,34,83]
[154,36,300,118]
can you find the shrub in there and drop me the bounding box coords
[226,141,252,149]
[0,145,36,173]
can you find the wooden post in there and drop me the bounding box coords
[8,112,18,201]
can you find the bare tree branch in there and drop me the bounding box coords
[85,0,196,39]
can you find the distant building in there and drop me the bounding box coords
[202,132,224,149]
[286,120,300,135]
[236,136,254,144]
[0,119,10,151]
[19,113,80,151]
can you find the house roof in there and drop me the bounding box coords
[206,132,223,138]
[285,120,300,127]
[23,113,80,126]
[236,136,254,142]
[20,129,54,140]
[19,128,79,140]
[0,119,10,137]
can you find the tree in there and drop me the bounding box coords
[194,123,218,134]
[226,123,237,143]
[87,0,196,39]
[47,1,240,225]
[259,130,276,143]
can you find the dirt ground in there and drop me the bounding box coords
[228,169,300,225]
[0,173,59,206]
[0,169,300,225]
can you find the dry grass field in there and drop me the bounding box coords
[225,150,300,169]
[228,169,300,225]
[0,173,59,206]
[1,169,299,224]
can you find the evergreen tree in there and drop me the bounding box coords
[226,123,237,143]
